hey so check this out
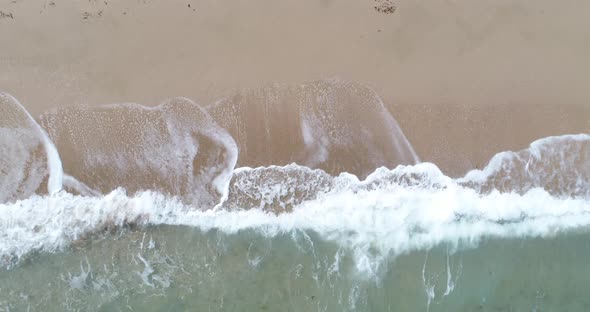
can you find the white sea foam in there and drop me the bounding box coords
[1,161,589,275]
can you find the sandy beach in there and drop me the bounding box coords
[1,0,589,175]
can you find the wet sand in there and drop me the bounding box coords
[1,0,589,176]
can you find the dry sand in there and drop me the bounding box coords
[1,0,589,176]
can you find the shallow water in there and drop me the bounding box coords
[3,226,590,311]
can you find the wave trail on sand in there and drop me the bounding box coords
[208,79,419,178]
[459,133,590,197]
[0,92,63,203]
[38,97,238,207]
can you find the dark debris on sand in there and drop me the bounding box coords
[0,11,14,19]
[374,0,396,14]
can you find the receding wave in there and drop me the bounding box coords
[0,93,62,203]
[459,133,590,198]
[208,79,419,178]
[38,97,237,207]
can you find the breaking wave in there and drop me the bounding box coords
[0,84,589,278]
